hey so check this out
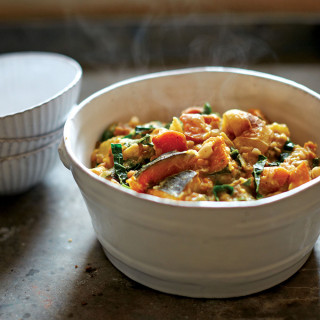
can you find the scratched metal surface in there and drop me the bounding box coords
[1,65,320,320]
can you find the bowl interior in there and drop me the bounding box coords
[66,68,320,170]
[0,52,82,117]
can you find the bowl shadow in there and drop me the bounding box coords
[56,240,320,320]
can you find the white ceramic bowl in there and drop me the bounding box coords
[0,125,63,158]
[0,51,82,138]
[59,67,320,298]
[0,137,61,195]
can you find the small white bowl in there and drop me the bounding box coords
[0,125,63,158]
[59,67,320,298]
[0,137,61,195]
[0,51,82,138]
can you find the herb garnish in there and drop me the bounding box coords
[124,125,155,139]
[135,125,155,135]
[252,155,267,199]
[136,134,153,146]
[123,134,153,148]
[312,158,320,168]
[201,103,221,117]
[213,184,234,201]
[230,147,245,167]
[111,143,128,186]
[275,139,295,163]
[230,147,239,159]
[283,139,295,151]
[202,102,212,115]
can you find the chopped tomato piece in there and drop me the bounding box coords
[181,107,203,114]
[152,130,187,155]
[180,113,210,143]
[203,114,220,129]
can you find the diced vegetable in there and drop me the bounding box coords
[234,136,270,155]
[128,151,197,192]
[152,130,187,155]
[203,114,220,128]
[207,136,231,173]
[91,165,109,177]
[259,167,290,194]
[288,161,311,190]
[222,109,272,154]
[156,170,197,198]
[311,166,320,179]
[180,113,210,143]
[169,117,184,133]
[304,141,317,153]
[222,109,252,138]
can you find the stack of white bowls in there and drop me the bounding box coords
[0,51,82,195]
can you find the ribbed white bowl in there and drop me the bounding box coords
[60,67,320,298]
[0,137,60,195]
[0,51,82,138]
[0,125,63,158]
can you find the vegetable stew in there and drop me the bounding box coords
[90,105,320,201]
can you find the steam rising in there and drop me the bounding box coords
[188,26,275,67]
[71,14,276,69]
